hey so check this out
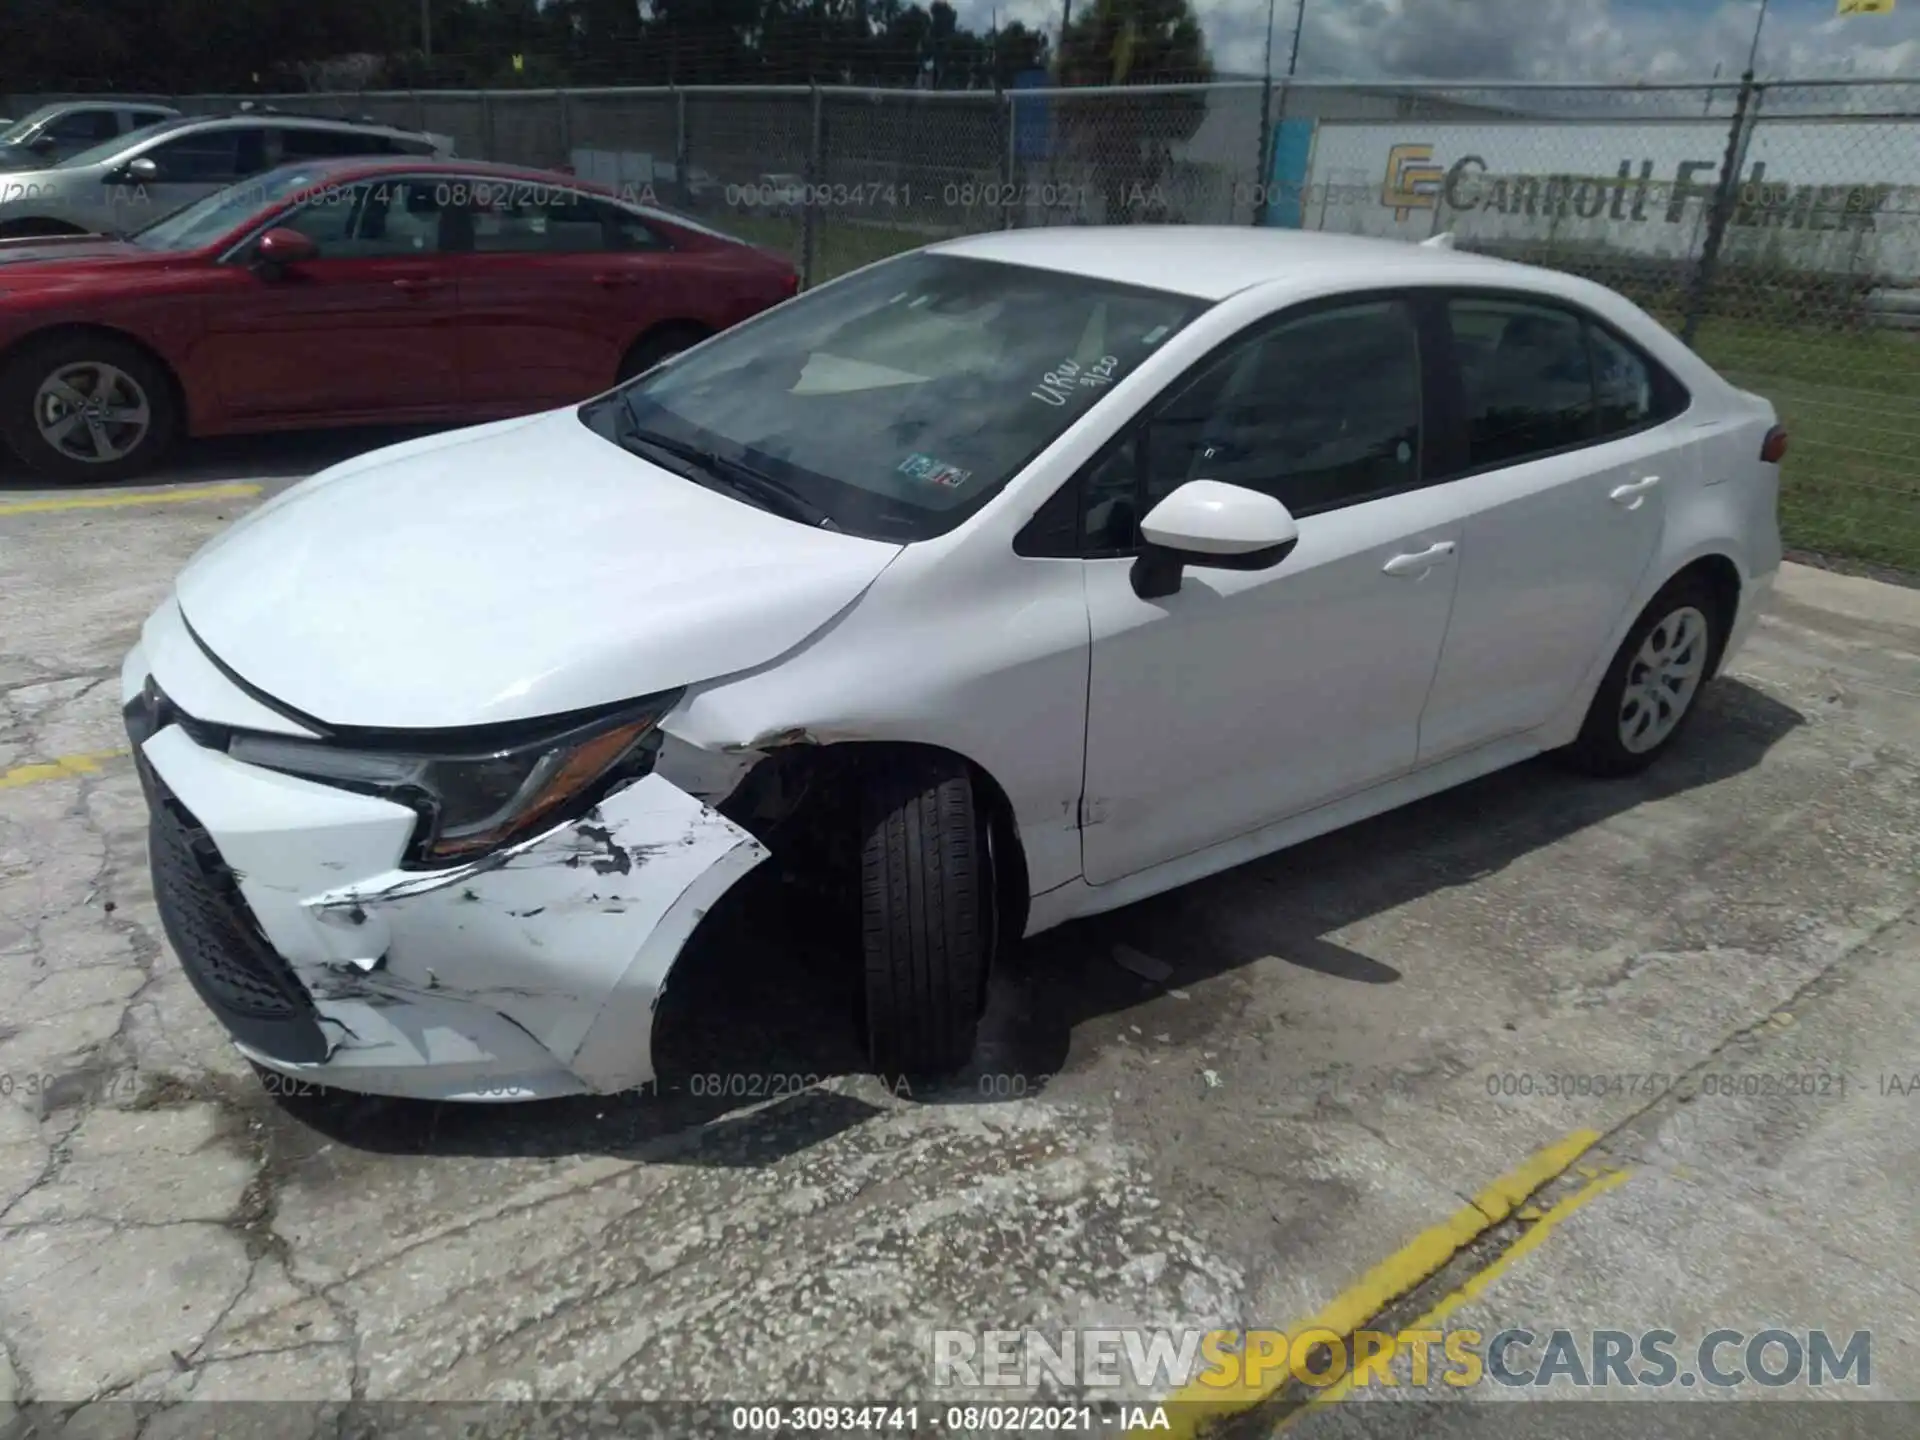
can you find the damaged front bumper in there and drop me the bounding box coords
[122,637,769,1103]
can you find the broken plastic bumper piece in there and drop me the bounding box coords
[123,645,769,1103]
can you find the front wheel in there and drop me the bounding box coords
[858,757,991,1081]
[0,334,178,483]
[1560,576,1724,777]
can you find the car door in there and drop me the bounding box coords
[1413,295,1686,763]
[194,177,464,421]
[438,181,684,407]
[109,125,267,234]
[1075,295,1469,886]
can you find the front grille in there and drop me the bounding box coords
[140,756,329,1064]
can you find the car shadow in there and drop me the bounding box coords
[0,424,449,491]
[271,676,1806,1164]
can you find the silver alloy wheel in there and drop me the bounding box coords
[33,362,152,465]
[1619,604,1710,754]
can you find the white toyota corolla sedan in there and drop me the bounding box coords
[122,226,1785,1101]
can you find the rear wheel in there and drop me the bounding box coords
[616,325,709,384]
[858,757,991,1081]
[1560,575,1724,777]
[0,334,178,483]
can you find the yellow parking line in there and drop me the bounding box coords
[0,748,130,790]
[0,482,261,518]
[1155,1128,1604,1438]
[1278,1165,1634,1425]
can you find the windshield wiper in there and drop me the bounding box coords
[615,414,839,532]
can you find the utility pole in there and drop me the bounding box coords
[1286,0,1306,78]
[1745,0,1770,76]
[422,0,433,62]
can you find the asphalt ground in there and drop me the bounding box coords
[2,433,1918,1438]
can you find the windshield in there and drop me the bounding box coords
[585,251,1205,542]
[0,107,59,145]
[130,167,328,251]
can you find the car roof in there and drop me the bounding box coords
[115,111,429,144]
[262,156,599,185]
[19,99,176,121]
[930,225,1527,301]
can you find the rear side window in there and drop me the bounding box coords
[277,127,389,159]
[1448,299,1595,469]
[130,110,173,128]
[465,185,672,254]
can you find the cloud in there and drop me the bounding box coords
[952,0,1920,82]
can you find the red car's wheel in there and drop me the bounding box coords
[1,334,180,484]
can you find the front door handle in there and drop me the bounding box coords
[590,272,635,286]
[1382,541,1457,577]
[392,277,449,295]
[1610,476,1661,509]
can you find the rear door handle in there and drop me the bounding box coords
[1609,476,1661,509]
[1382,541,1457,577]
[392,277,449,295]
[590,272,635,286]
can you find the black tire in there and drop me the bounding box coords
[1559,574,1725,778]
[0,332,179,483]
[616,325,709,384]
[859,757,990,1080]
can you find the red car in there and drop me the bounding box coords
[0,157,800,482]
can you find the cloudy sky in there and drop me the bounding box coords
[959,0,1920,82]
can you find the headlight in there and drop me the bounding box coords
[227,693,680,866]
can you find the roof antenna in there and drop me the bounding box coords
[1422,232,1457,250]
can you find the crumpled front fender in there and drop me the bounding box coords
[136,707,770,1101]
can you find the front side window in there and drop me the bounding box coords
[584,252,1205,541]
[1056,299,1423,555]
[1449,299,1594,469]
[143,127,266,183]
[1142,299,1423,519]
[48,109,120,143]
[277,180,446,257]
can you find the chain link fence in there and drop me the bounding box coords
[7,77,1917,572]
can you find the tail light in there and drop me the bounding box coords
[1760,426,1789,464]
[782,269,801,298]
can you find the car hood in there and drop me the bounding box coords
[0,236,162,276]
[175,409,906,730]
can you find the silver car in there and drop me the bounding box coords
[0,101,181,172]
[0,111,452,240]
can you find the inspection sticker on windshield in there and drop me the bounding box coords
[1032,355,1121,407]
[898,453,973,489]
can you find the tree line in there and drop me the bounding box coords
[2,0,1212,96]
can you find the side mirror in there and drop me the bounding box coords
[251,227,318,274]
[1130,479,1300,601]
[123,156,159,181]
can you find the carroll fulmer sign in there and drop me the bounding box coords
[1299,117,1920,273]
